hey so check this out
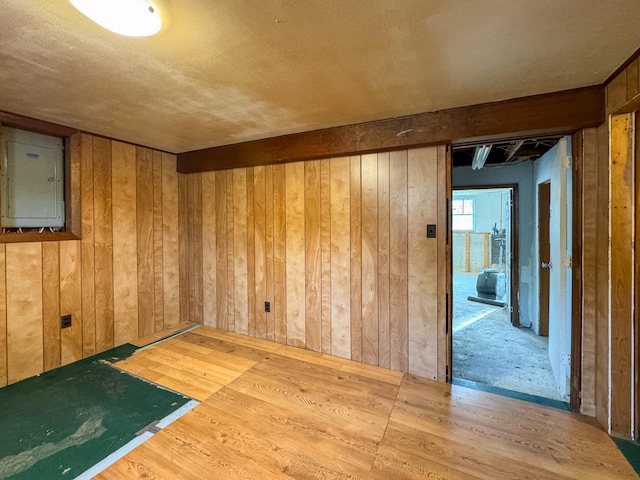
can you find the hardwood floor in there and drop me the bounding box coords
[98,326,637,479]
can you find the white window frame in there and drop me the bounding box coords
[452,198,474,231]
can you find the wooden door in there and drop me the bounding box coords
[538,181,551,337]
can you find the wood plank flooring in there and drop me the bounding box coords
[99,326,637,479]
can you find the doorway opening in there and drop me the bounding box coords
[450,137,573,404]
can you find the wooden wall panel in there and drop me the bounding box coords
[178,146,448,379]
[580,128,598,417]
[330,157,351,359]
[627,58,639,101]
[636,111,640,441]
[361,154,379,366]
[607,72,628,114]
[1,135,183,387]
[183,173,204,324]
[112,141,139,345]
[192,173,204,324]
[407,147,439,380]
[304,160,322,352]
[202,171,217,327]
[152,151,165,331]
[350,156,363,362]
[178,173,189,321]
[253,166,267,339]
[68,133,82,237]
[162,153,180,326]
[607,57,640,114]
[6,243,43,384]
[609,114,634,437]
[226,171,235,332]
[320,159,332,354]
[233,169,249,335]
[389,150,408,372]
[59,240,82,366]
[136,147,155,337]
[80,133,95,357]
[0,139,446,386]
[93,136,114,351]
[246,168,256,337]
[273,165,287,344]
[265,165,275,342]
[377,152,390,369]
[0,245,5,387]
[285,162,306,347]
[596,121,610,430]
[590,54,640,436]
[42,241,60,371]
[215,171,229,330]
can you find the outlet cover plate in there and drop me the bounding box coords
[61,314,72,329]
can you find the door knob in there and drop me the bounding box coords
[541,262,553,269]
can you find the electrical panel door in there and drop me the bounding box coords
[1,127,64,228]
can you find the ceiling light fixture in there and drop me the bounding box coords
[471,145,492,170]
[70,0,162,37]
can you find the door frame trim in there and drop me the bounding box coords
[570,132,584,413]
[450,134,584,413]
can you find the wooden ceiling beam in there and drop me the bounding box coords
[0,112,79,138]
[177,85,605,173]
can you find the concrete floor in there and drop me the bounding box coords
[452,273,563,401]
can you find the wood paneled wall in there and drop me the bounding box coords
[179,146,450,379]
[579,121,620,432]
[609,113,634,437]
[0,133,181,387]
[581,52,640,438]
[608,56,640,439]
[606,55,640,114]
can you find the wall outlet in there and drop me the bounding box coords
[60,314,72,329]
[264,301,271,313]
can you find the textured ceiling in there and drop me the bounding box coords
[1,0,639,154]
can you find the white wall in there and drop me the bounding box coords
[453,161,535,327]
[534,136,572,401]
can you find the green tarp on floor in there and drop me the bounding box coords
[0,344,190,480]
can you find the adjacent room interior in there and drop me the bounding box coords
[1,1,640,479]
[451,137,574,404]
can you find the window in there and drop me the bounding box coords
[452,198,474,231]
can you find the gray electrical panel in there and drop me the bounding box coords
[1,127,64,228]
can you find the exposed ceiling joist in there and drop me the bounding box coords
[503,140,525,163]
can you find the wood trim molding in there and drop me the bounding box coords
[612,92,640,116]
[0,232,79,244]
[0,112,78,138]
[605,45,640,87]
[570,130,584,413]
[178,86,605,173]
